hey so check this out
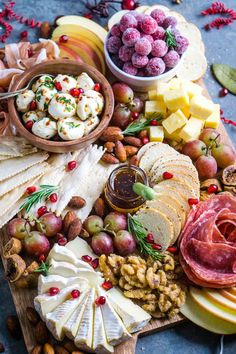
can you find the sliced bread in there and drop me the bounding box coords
[154,192,186,228]
[153,185,190,215]
[154,179,198,199]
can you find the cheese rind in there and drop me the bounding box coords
[93,300,114,353]
[38,274,87,294]
[162,109,187,134]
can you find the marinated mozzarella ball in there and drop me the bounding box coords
[54,74,77,93]
[83,116,100,135]
[77,72,95,91]
[32,117,57,139]
[32,75,54,92]
[85,90,104,115]
[48,93,76,120]
[57,117,85,140]
[77,95,98,121]
[16,90,35,113]
[35,85,57,111]
[22,111,41,124]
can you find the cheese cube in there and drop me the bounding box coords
[149,126,164,142]
[179,117,204,142]
[181,105,190,118]
[168,78,182,90]
[205,104,220,129]
[145,100,167,118]
[162,109,187,134]
[183,80,203,98]
[189,95,215,120]
[164,86,189,111]
[163,127,182,142]
[156,82,169,100]
[148,89,157,100]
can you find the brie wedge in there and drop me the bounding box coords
[65,237,96,259]
[47,244,84,266]
[93,302,114,354]
[38,274,88,294]
[48,259,91,277]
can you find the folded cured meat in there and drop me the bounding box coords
[179,194,236,288]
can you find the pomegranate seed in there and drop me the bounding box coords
[207,184,218,194]
[142,137,149,145]
[49,193,58,203]
[49,287,60,296]
[38,254,45,262]
[69,88,82,97]
[167,246,178,254]
[220,109,224,116]
[67,160,77,171]
[102,281,113,291]
[37,206,47,217]
[152,243,162,250]
[25,120,33,131]
[29,100,37,110]
[55,81,62,91]
[59,35,68,43]
[28,48,34,57]
[58,237,67,246]
[163,172,173,180]
[91,258,99,269]
[131,112,139,120]
[95,296,106,306]
[188,198,199,206]
[26,186,36,194]
[219,88,228,97]
[20,30,28,39]
[84,12,93,19]
[71,289,80,299]
[146,233,154,243]
[56,233,64,241]
[122,0,136,10]
[81,255,92,263]
[94,83,101,92]
[150,119,158,126]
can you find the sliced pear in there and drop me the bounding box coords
[108,10,128,30]
[203,289,236,311]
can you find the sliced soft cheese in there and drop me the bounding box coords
[38,274,88,294]
[93,302,114,354]
[66,237,96,259]
[47,244,85,266]
[162,109,187,134]
[106,287,151,333]
[149,126,164,142]
[48,259,91,277]
[204,104,220,129]
[77,270,104,287]
[189,95,215,120]
[74,287,95,351]
[145,100,167,118]
[96,287,131,345]
[179,116,204,142]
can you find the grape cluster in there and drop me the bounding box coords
[107,10,189,77]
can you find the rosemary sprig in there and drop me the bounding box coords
[165,28,177,48]
[128,214,163,260]
[34,261,51,276]
[20,184,59,213]
[122,113,163,136]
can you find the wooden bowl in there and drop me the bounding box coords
[8,59,114,153]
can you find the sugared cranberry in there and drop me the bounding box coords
[71,289,80,299]
[146,233,154,243]
[67,160,77,171]
[49,193,58,203]
[49,287,60,296]
[219,88,228,97]
[131,111,139,120]
[59,35,68,43]
[38,254,45,262]
[102,281,113,291]
[152,243,162,250]
[142,137,149,145]
[167,246,178,254]
[163,171,173,180]
[207,184,218,194]
[188,198,199,206]
[122,0,136,10]
[150,119,158,126]
[26,186,36,194]
[91,258,99,269]
[58,237,67,246]
[37,206,47,217]
[95,296,106,306]
[55,81,62,91]
[81,255,92,263]
[69,88,82,97]
[29,100,37,110]
[25,120,33,131]
[20,30,28,39]
[94,83,101,92]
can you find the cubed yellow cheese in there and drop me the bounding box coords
[204,104,220,129]
[189,95,215,120]
[183,80,203,98]
[162,109,187,134]
[148,89,157,100]
[163,127,182,142]
[179,117,204,142]
[149,126,164,142]
[164,85,189,111]
[181,105,190,118]
[156,82,169,100]
[145,100,167,118]
[168,77,182,90]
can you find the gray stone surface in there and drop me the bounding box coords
[0,0,235,353]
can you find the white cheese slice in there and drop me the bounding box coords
[106,287,151,333]
[38,274,88,294]
[77,270,104,287]
[96,287,131,345]
[66,237,96,259]
[93,301,114,354]
[74,287,95,351]
[47,244,87,266]
[48,259,91,277]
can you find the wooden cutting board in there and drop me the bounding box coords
[0,79,234,354]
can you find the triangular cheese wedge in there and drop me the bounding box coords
[48,259,91,277]
[38,275,88,294]
[66,237,96,259]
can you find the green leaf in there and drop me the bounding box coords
[122,113,163,136]
[212,64,236,95]
[165,28,177,49]
[34,261,51,276]
[20,184,59,213]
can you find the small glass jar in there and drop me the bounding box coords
[104,164,148,214]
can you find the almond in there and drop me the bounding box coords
[125,145,138,157]
[43,343,55,354]
[129,154,139,166]
[67,218,82,241]
[101,153,119,164]
[54,346,69,354]
[100,126,123,142]
[6,315,22,339]
[138,129,148,139]
[26,307,40,325]
[31,345,42,354]
[35,321,49,345]
[63,211,76,233]
[115,141,127,162]
[123,136,142,147]
[104,141,115,153]
[94,197,105,217]
[68,196,86,209]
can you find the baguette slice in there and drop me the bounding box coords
[153,185,190,214]
[154,179,197,199]
[155,193,186,228]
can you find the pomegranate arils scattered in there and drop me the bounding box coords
[142,137,149,145]
[167,246,178,254]
[152,243,162,250]
[70,88,82,97]
[59,35,69,43]
[20,30,28,39]
[49,287,60,296]
[122,0,136,10]
[131,111,139,120]
[81,255,92,263]
[28,48,34,57]
[71,289,80,299]
[84,12,93,19]
[146,233,154,243]
[37,206,47,217]
[49,193,58,203]
[67,160,77,171]
[150,119,158,126]
[163,171,173,180]
[95,296,106,306]
[91,258,99,269]
[219,88,228,97]
[29,100,37,110]
[94,83,101,92]
[25,120,33,131]
[55,81,62,91]
[188,198,199,206]
[208,184,218,194]
[102,281,113,291]
[38,254,45,262]
[58,237,67,246]
[26,186,36,194]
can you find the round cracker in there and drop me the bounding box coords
[145,5,170,15]
[108,10,128,30]
[176,47,207,81]
[177,22,202,41]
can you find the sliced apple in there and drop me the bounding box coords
[56,16,108,43]
[181,293,236,334]
[58,45,83,62]
[190,287,236,324]
[203,289,236,311]
[220,289,236,303]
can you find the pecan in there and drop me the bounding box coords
[63,211,76,233]
[3,237,22,257]
[6,315,22,339]
[101,153,119,164]
[124,145,138,157]
[115,141,127,162]
[124,136,142,147]
[67,218,82,241]
[26,307,40,325]
[94,197,105,217]
[104,141,115,153]
[43,343,55,354]
[31,345,43,354]
[5,254,26,282]
[68,196,86,209]
[100,126,124,142]
[35,321,49,345]
[129,155,138,166]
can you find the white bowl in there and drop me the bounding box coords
[104,35,183,92]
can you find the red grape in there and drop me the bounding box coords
[83,215,104,235]
[37,212,62,237]
[24,231,50,256]
[128,97,144,113]
[195,155,218,179]
[199,128,221,147]
[7,218,30,240]
[111,103,131,129]
[114,230,136,256]
[212,144,236,168]
[91,232,114,255]
[182,140,207,161]
[104,212,127,233]
[112,83,134,104]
